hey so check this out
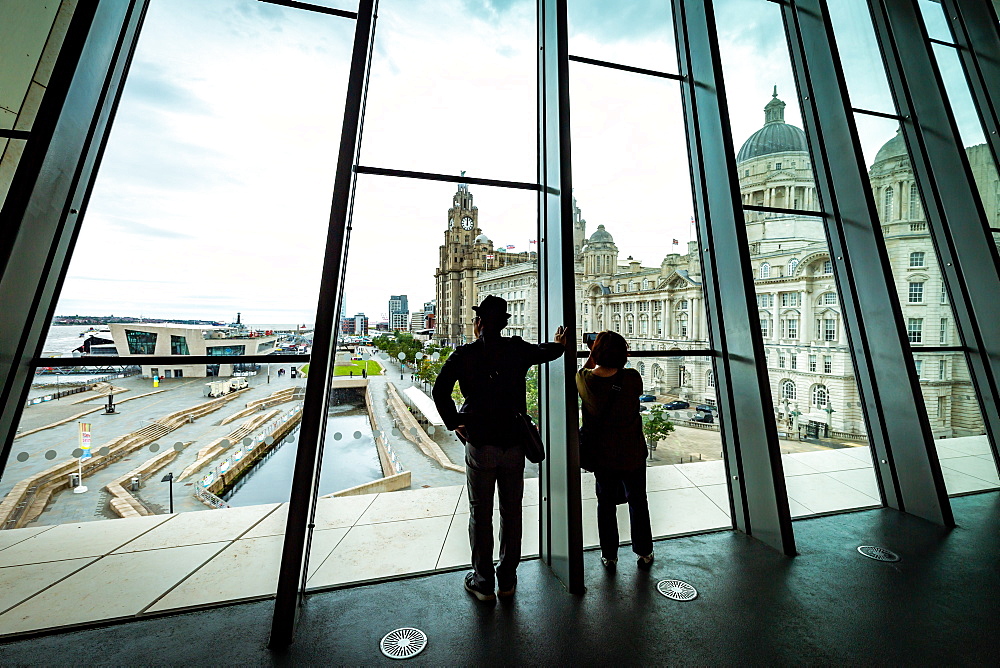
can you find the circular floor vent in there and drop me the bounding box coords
[380,627,427,660]
[857,545,900,562]
[657,579,698,601]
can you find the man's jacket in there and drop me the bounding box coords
[432,336,564,447]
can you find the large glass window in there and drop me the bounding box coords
[124,329,157,355]
[719,0,877,518]
[170,335,190,356]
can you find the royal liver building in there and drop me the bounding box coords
[573,90,995,441]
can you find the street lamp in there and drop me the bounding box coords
[161,472,174,513]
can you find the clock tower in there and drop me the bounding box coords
[434,177,495,345]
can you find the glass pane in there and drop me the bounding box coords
[912,352,996,496]
[0,361,307,635]
[716,0,820,201]
[825,0,897,114]
[930,43,1000,235]
[307,176,541,589]
[567,2,677,75]
[358,0,536,182]
[0,138,26,209]
[719,0,879,517]
[45,0,355,337]
[855,112,999,495]
[917,0,955,44]
[575,355,730,551]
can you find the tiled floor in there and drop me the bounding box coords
[0,441,996,638]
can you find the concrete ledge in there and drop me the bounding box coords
[385,383,463,474]
[326,471,411,497]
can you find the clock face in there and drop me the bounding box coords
[461,216,475,230]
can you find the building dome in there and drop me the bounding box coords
[587,224,614,244]
[736,88,808,163]
[474,233,491,245]
[873,129,906,165]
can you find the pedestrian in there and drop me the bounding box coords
[576,331,654,570]
[433,295,569,602]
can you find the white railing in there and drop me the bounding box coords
[198,405,302,490]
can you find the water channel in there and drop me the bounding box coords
[223,402,382,507]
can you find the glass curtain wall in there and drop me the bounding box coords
[566,4,729,547]
[0,0,354,638]
[827,0,997,497]
[716,0,879,516]
[305,0,543,590]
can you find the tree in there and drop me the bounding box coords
[642,404,675,449]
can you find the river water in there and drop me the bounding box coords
[223,404,382,506]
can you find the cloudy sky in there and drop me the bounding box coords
[53,0,984,327]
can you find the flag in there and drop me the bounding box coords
[529,239,537,244]
[672,239,679,245]
[79,422,92,460]
[486,254,494,259]
[506,244,515,249]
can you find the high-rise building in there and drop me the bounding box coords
[388,295,408,331]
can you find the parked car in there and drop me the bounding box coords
[639,394,657,402]
[691,412,714,424]
[695,404,715,414]
[663,400,690,410]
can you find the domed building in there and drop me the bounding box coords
[465,90,993,441]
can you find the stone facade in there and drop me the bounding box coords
[434,92,997,440]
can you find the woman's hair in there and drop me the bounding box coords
[591,330,628,369]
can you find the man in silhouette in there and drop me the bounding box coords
[433,295,568,601]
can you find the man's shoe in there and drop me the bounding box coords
[637,553,654,569]
[464,572,496,602]
[601,556,618,569]
[498,584,516,598]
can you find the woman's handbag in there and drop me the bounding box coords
[515,412,545,463]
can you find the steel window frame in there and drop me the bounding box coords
[537,0,586,594]
[268,0,378,648]
[867,0,1000,473]
[673,0,795,555]
[781,0,952,525]
[0,0,150,482]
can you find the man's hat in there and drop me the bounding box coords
[473,295,509,318]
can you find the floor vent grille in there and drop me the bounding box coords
[380,627,427,659]
[857,545,900,562]
[657,579,698,601]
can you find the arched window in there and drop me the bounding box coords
[653,313,662,337]
[822,292,837,305]
[616,283,623,293]
[707,370,715,388]
[678,313,689,338]
[884,186,894,221]
[626,315,634,335]
[642,278,649,289]
[788,258,799,275]
[637,361,646,375]
[639,315,648,336]
[781,379,796,400]
[760,262,771,278]
[812,384,828,407]
[612,314,621,332]
[909,183,919,219]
